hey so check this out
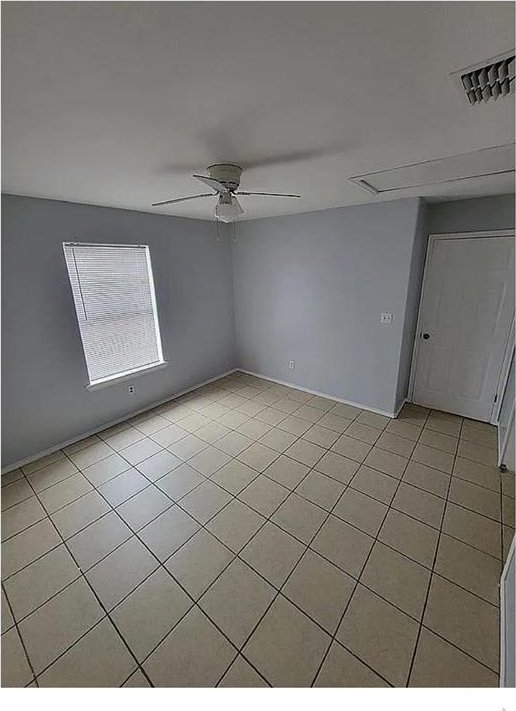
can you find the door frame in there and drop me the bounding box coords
[408,229,515,422]
[498,403,515,468]
[494,321,515,466]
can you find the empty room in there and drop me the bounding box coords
[1,0,515,698]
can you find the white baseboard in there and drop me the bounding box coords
[238,369,403,419]
[2,368,238,475]
[3,368,407,476]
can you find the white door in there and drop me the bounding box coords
[412,233,515,421]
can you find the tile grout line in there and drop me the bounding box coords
[3,414,499,599]
[322,480,502,606]
[4,378,287,574]
[6,404,326,621]
[122,391,386,685]
[308,406,434,687]
[405,414,463,686]
[6,430,502,560]
[405,414,502,685]
[98,387,323,685]
[159,379,505,677]
[1,580,39,687]
[4,372,350,498]
[2,372,504,686]
[342,408,505,680]
[0,412,462,592]
[46,443,263,684]
[16,465,158,688]
[2,422,488,680]
[229,408,426,684]
[412,457,503,675]
[12,435,498,686]
[56,450,250,685]
[21,389,285,678]
[3,390,502,518]
[53,418,305,686]
[1,372,495,484]
[311,405,504,684]
[211,447,397,688]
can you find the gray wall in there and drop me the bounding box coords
[426,194,514,234]
[232,198,422,415]
[2,195,235,467]
[3,192,515,468]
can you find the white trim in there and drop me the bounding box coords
[86,360,168,391]
[63,242,165,389]
[145,245,165,365]
[408,229,516,413]
[238,369,401,418]
[1,368,238,475]
[425,229,515,241]
[65,242,150,249]
[494,323,515,467]
[500,535,515,687]
[407,235,434,403]
[498,405,515,470]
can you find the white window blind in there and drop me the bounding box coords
[63,243,164,386]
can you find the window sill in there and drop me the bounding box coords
[86,361,168,391]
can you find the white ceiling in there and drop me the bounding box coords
[2,2,514,221]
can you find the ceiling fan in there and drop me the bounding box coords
[151,163,301,222]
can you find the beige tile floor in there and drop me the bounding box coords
[1,371,514,687]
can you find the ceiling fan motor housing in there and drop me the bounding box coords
[207,163,242,191]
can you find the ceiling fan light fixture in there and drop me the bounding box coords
[151,163,300,216]
[215,194,243,222]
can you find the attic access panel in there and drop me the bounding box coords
[349,143,515,195]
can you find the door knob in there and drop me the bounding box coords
[422,333,431,340]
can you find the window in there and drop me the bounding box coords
[63,243,164,387]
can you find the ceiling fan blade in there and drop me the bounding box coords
[153,148,340,176]
[193,175,225,192]
[236,191,301,198]
[241,146,345,169]
[151,193,214,207]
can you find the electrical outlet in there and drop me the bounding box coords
[289,360,295,370]
[380,313,393,324]
[128,385,136,395]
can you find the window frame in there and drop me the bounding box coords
[63,241,167,390]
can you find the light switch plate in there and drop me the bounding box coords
[380,313,393,324]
